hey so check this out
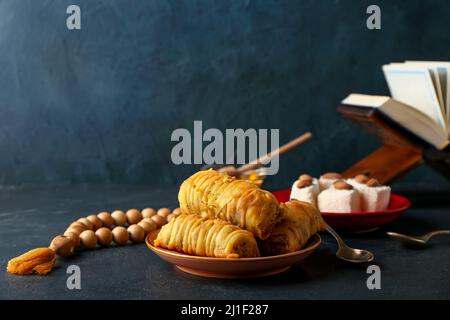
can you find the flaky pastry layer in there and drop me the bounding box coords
[259,200,325,255]
[178,170,280,240]
[154,214,260,258]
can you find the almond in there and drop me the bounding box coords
[297,179,312,188]
[366,178,381,187]
[333,180,353,190]
[355,174,370,184]
[299,174,313,182]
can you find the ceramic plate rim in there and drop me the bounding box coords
[272,190,411,217]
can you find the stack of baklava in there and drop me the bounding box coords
[154,170,325,258]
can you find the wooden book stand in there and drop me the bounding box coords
[337,105,450,184]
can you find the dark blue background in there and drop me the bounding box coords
[0,0,449,189]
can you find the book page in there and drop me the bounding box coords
[402,62,445,122]
[382,64,447,132]
[382,99,449,149]
[406,61,450,135]
[341,94,390,108]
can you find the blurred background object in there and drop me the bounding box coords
[0,0,449,190]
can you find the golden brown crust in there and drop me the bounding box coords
[259,200,325,255]
[154,214,260,258]
[178,170,280,240]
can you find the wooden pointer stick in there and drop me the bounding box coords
[218,132,313,176]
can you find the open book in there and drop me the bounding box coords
[341,93,450,150]
[341,61,450,150]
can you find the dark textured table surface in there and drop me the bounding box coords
[1,185,449,300]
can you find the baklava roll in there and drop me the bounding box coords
[259,200,325,255]
[178,170,280,240]
[154,214,260,258]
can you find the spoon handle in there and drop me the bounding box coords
[236,132,312,174]
[325,224,346,250]
[427,230,450,240]
[324,224,375,263]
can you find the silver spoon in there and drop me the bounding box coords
[387,230,450,246]
[325,225,374,263]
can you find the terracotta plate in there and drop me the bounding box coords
[146,230,321,279]
[272,189,411,233]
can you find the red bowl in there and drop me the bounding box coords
[272,189,411,233]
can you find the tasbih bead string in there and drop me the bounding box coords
[54,207,179,252]
[7,207,180,275]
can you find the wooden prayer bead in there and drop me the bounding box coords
[86,215,103,230]
[77,217,94,230]
[138,220,156,235]
[126,209,143,225]
[95,227,113,246]
[166,213,177,223]
[63,231,80,248]
[80,230,97,249]
[69,221,88,232]
[142,208,157,219]
[112,226,129,246]
[111,210,127,226]
[128,225,145,243]
[157,208,171,218]
[97,212,114,228]
[151,214,166,227]
[50,235,75,257]
[65,225,84,236]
